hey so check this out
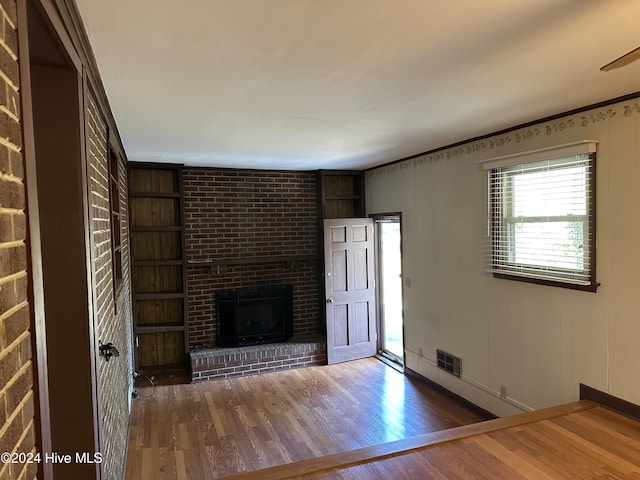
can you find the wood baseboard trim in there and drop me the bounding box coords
[404,367,498,420]
[221,401,596,480]
[580,383,640,421]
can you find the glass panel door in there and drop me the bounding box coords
[376,217,404,365]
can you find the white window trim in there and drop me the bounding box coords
[480,140,598,171]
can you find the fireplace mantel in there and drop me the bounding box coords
[188,254,317,275]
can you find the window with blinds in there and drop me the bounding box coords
[483,141,598,291]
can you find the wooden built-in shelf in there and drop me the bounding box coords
[129,191,181,198]
[317,170,365,220]
[134,292,185,300]
[136,325,186,334]
[325,194,361,200]
[131,226,183,232]
[129,164,188,373]
[133,260,184,267]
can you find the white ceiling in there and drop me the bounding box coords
[75,0,640,171]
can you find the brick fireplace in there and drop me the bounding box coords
[183,168,326,380]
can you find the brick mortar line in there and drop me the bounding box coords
[0,105,18,123]
[0,269,26,286]
[0,173,24,185]
[1,7,16,30]
[13,446,37,480]
[0,69,18,98]
[0,309,28,338]
[4,89,19,120]
[0,206,23,214]
[0,239,24,249]
[0,412,35,480]
[0,368,33,436]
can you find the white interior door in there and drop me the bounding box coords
[324,218,377,364]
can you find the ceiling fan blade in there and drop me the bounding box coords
[600,46,640,71]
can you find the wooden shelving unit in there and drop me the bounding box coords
[317,170,365,219]
[316,170,366,327]
[128,163,188,374]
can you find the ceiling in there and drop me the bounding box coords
[74,0,640,171]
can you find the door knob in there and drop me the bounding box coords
[99,342,120,362]
[326,298,334,303]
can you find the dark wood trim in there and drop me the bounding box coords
[128,160,185,170]
[492,272,599,292]
[134,293,185,300]
[35,0,81,71]
[177,166,190,363]
[319,169,366,175]
[131,226,183,232]
[405,368,498,420]
[17,1,53,478]
[129,191,181,198]
[580,384,640,422]
[79,61,103,480]
[371,212,404,222]
[149,162,317,174]
[133,260,184,267]
[589,151,598,289]
[366,91,640,173]
[54,0,127,160]
[135,325,186,334]
[24,2,101,475]
[316,169,366,338]
[316,172,326,335]
[325,194,361,200]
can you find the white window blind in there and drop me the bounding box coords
[483,141,597,289]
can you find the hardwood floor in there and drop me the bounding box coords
[219,401,640,480]
[125,358,484,479]
[289,403,640,480]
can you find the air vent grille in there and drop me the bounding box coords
[436,349,461,377]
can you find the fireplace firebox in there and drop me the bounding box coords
[216,284,293,347]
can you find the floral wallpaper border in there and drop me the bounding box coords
[367,101,640,178]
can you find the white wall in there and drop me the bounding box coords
[366,98,640,417]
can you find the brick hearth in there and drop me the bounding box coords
[190,333,326,382]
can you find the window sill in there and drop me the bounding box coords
[492,273,599,293]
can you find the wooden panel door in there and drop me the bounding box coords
[324,218,377,364]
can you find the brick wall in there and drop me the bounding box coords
[86,91,131,480]
[184,169,320,348]
[0,1,37,480]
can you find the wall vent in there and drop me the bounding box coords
[436,349,461,377]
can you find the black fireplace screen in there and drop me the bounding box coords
[216,284,293,347]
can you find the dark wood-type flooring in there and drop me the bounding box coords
[125,358,484,479]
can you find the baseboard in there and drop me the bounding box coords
[579,384,640,422]
[405,368,498,420]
